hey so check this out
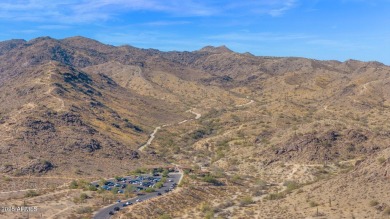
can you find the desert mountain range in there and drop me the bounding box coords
[1,36,390,218]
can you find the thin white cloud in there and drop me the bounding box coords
[224,0,298,16]
[0,0,217,24]
[141,21,191,26]
[207,32,314,42]
[268,0,298,16]
[0,0,297,24]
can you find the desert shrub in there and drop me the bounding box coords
[266,192,285,200]
[255,179,268,189]
[76,206,92,214]
[218,200,234,209]
[239,196,254,206]
[283,180,301,193]
[87,184,98,191]
[80,193,89,202]
[69,180,78,189]
[309,200,319,207]
[159,214,172,219]
[200,202,213,213]
[3,176,11,182]
[378,157,386,164]
[250,186,265,196]
[203,175,220,185]
[99,179,107,186]
[25,190,39,198]
[114,176,123,181]
[205,210,214,219]
[369,200,379,206]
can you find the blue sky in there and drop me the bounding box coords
[0,0,389,64]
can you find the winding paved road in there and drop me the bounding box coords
[93,172,182,219]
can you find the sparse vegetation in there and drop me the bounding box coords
[25,190,39,198]
[239,196,254,206]
[378,157,386,164]
[266,192,286,200]
[76,206,93,214]
[309,200,319,207]
[369,200,379,206]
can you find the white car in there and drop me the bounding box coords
[136,199,141,202]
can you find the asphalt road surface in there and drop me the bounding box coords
[93,172,182,219]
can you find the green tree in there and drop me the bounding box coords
[162,169,169,177]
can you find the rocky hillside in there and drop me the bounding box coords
[1,36,390,218]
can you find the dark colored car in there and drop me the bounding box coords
[114,206,120,211]
[157,192,162,196]
[109,211,114,215]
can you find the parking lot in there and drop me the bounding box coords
[92,172,182,219]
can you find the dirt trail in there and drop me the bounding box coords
[187,109,201,119]
[46,86,65,111]
[235,99,254,107]
[139,126,161,151]
[139,109,202,151]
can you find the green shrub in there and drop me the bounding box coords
[162,169,169,177]
[154,182,164,189]
[145,188,155,193]
[69,180,78,189]
[87,184,98,191]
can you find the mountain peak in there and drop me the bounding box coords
[198,45,233,53]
